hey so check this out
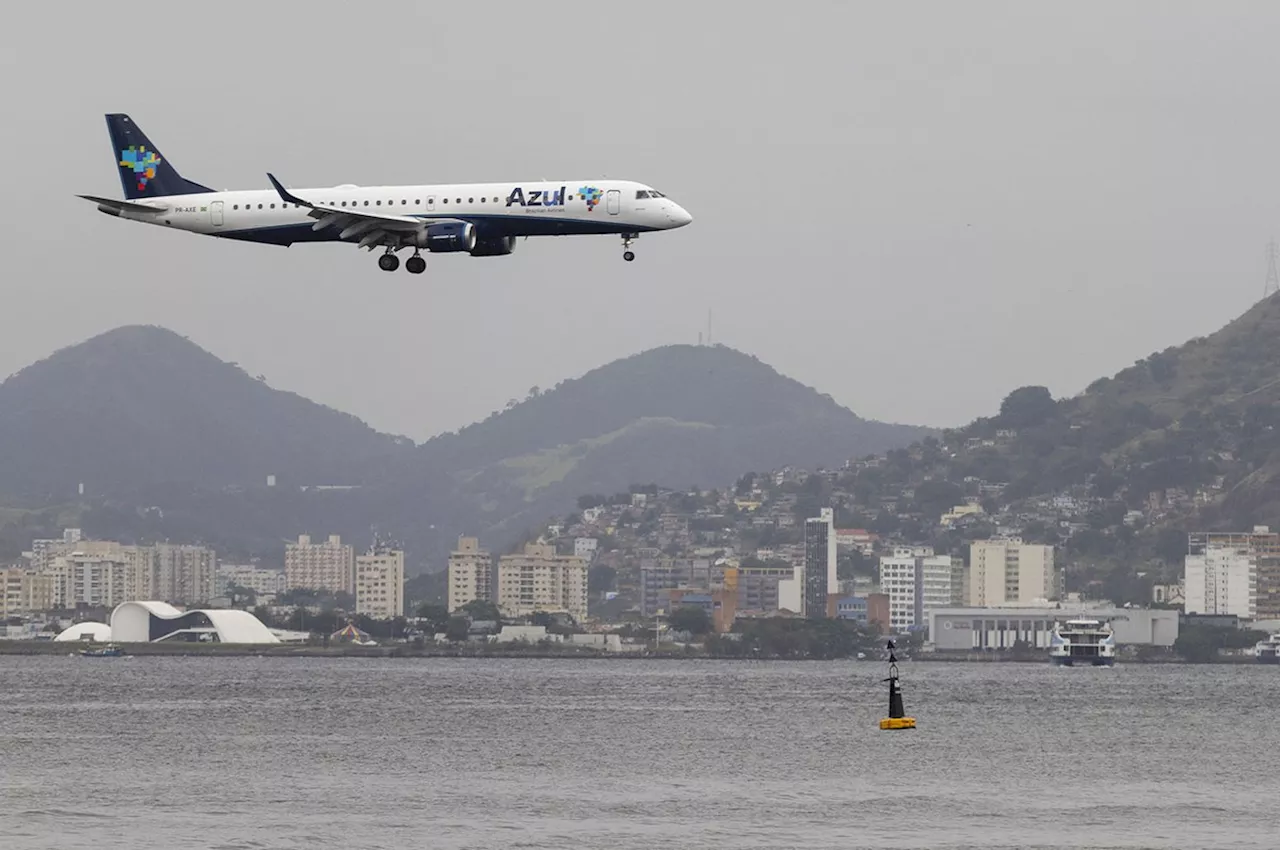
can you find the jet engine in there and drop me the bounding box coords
[409,222,476,253]
[469,235,517,257]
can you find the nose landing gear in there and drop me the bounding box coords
[622,234,637,262]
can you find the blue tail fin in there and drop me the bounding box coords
[106,113,214,199]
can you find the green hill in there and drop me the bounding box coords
[824,294,1280,601]
[0,332,932,567]
[0,326,412,501]
[376,343,934,556]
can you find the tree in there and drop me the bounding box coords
[461,599,501,621]
[669,605,711,636]
[415,603,450,633]
[445,616,471,642]
[998,386,1058,429]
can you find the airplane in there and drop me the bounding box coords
[78,114,693,273]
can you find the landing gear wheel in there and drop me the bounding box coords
[623,251,635,262]
[621,233,637,262]
[378,253,400,272]
[405,255,426,275]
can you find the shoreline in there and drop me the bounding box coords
[0,641,1263,664]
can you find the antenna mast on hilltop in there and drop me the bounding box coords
[1265,240,1280,299]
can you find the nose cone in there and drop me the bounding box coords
[667,203,693,228]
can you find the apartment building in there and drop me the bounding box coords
[496,543,589,621]
[1185,530,1269,619]
[1,568,53,616]
[142,544,217,606]
[356,546,405,620]
[285,534,354,595]
[447,536,493,613]
[217,564,288,599]
[640,557,712,616]
[967,539,1057,607]
[879,546,956,632]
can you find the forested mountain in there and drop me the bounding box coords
[0,332,930,566]
[0,326,412,502]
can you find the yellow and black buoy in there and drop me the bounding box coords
[879,639,916,730]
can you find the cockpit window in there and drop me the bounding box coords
[636,190,667,199]
[636,190,648,199]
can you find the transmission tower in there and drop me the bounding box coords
[1266,240,1280,299]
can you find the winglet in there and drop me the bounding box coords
[267,173,313,208]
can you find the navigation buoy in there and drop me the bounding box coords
[879,639,916,730]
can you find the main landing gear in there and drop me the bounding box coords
[622,234,637,262]
[378,249,426,274]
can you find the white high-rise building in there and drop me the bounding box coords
[803,508,838,617]
[285,534,355,595]
[967,539,1057,606]
[879,547,956,631]
[49,551,135,609]
[496,543,589,621]
[355,546,405,620]
[1185,532,1260,618]
[447,536,493,613]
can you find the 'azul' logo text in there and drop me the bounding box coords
[505,186,567,207]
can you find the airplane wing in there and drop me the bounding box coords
[266,173,470,248]
[77,194,168,214]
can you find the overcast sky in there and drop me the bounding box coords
[3,2,1278,440]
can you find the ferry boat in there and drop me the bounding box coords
[1048,618,1116,667]
[1256,634,1280,665]
[80,643,125,658]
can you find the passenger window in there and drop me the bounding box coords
[257,204,263,209]
[270,203,276,209]
[468,197,474,203]
[376,200,381,206]
[415,199,421,205]
[480,197,486,203]
[363,201,369,206]
[233,205,239,210]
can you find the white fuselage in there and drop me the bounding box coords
[106,179,692,247]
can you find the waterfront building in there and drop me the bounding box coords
[1,568,54,616]
[496,543,589,621]
[879,546,957,632]
[217,564,288,599]
[803,508,838,617]
[285,534,354,595]
[355,546,405,620]
[1184,528,1276,620]
[967,539,1058,606]
[928,606,1178,650]
[447,536,493,613]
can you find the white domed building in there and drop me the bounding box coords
[53,621,113,642]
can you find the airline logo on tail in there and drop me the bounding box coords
[119,145,161,191]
